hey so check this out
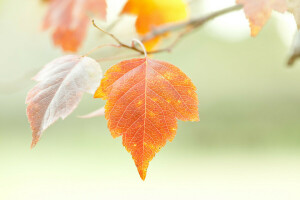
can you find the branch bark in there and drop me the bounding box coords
[141,5,243,42]
[92,4,243,55]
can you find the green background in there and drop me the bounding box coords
[0,0,300,199]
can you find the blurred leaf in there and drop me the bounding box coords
[287,0,300,28]
[121,0,188,51]
[237,0,287,36]
[43,0,107,52]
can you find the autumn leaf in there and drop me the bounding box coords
[94,57,199,180]
[26,55,102,148]
[237,0,287,36]
[43,0,107,52]
[121,0,189,51]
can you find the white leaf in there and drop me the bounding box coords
[288,0,300,29]
[79,107,105,118]
[288,30,300,65]
[26,55,102,148]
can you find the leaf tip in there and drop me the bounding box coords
[30,137,39,149]
[138,168,147,181]
[94,87,106,99]
[249,23,262,37]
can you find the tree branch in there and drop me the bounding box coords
[92,5,242,55]
[141,4,243,42]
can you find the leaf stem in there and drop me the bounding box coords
[132,39,147,57]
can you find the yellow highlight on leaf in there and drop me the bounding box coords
[122,0,189,51]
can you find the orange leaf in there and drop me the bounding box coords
[94,57,199,180]
[237,0,287,36]
[43,0,106,52]
[121,0,188,51]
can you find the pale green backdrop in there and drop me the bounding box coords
[0,0,300,199]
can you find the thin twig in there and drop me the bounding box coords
[92,20,145,54]
[151,27,194,53]
[91,5,242,55]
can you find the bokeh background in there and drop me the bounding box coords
[1,0,300,199]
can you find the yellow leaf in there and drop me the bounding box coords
[122,0,189,50]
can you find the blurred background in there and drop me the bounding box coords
[1,0,300,199]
